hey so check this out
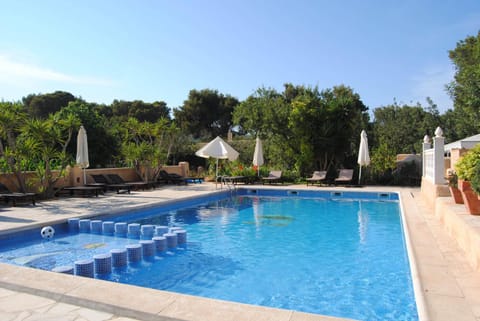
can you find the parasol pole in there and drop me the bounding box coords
[358,166,362,185]
[216,158,219,189]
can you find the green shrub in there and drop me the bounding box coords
[471,162,480,194]
[455,144,480,181]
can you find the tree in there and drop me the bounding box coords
[174,89,239,139]
[56,100,120,167]
[373,102,441,156]
[0,102,30,192]
[0,101,80,196]
[119,117,181,180]
[233,84,369,175]
[60,100,124,167]
[110,100,171,122]
[23,91,76,118]
[20,113,80,197]
[446,31,480,137]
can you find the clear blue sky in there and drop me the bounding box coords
[1,1,479,114]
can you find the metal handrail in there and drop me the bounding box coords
[221,176,236,195]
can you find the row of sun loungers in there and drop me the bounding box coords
[0,169,355,206]
[57,171,195,198]
[0,182,36,207]
[224,169,354,186]
[306,169,354,186]
[261,169,354,186]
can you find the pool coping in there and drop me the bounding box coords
[0,184,479,320]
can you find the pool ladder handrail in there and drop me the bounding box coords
[221,176,237,195]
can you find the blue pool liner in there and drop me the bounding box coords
[110,248,127,267]
[126,244,142,262]
[114,222,127,236]
[52,265,74,275]
[78,219,91,233]
[90,220,102,234]
[152,236,167,252]
[67,218,79,232]
[93,253,112,274]
[164,233,178,248]
[140,240,155,257]
[140,224,155,239]
[74,259,94,278]
[155,225,169,236]
[127,223,141,239]
[102,221,115,235]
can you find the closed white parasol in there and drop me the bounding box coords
[76,125,89,185]
[357,130,370,185]
[252,136,264,176]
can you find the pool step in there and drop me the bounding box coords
[54,218,188,278]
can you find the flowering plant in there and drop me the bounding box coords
[445,168,458,188]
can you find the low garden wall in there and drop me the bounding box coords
[435,196,480,271]
[0,163,190,192]
[420,177,450,210]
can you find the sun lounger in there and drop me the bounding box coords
[0,182,36,206]
[222,176,251,185]
[334,169,354,185]
[158,170,188,185]
[106,174,155,190]
[306,171,327,186]
[262,171,282,184]
[90,174,132,194]
[61,186,104,197]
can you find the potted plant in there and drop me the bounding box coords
[455,145,480,214]
[470,162,480,197]
[446,169,463,204]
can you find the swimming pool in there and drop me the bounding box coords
[0,190,418,321]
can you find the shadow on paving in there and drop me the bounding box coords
[0,216,35,223]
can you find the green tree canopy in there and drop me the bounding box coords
[56,101,120,167]
[109,100,171,122]
[233,84,368,175]
[23,91,77,118]
[372,102,441,156]
[119,117,181,180]
[173,89,239,139]
[0,101,80,196]
[447,30,480,137]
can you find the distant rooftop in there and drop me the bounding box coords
[444,134,480,152]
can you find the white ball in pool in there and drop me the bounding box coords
[41,226,55,239]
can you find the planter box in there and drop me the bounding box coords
[459,180,480,215]
[449,186,464,204]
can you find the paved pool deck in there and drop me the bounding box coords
[0,183,479,321]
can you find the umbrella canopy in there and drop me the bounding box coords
[252,137,264,175]
[76,125,89,184]
[357,130,370,185]
[195,136,239,178]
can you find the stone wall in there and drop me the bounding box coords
[0,163,189,192]
[420,178,450,210]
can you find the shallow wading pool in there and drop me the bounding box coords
[0,189,418,321]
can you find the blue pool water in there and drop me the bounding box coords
[0,191,418,321]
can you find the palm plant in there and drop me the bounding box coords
[20,113,79,197]
[120,117,181,181]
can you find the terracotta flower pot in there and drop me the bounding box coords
[449,186,464,204]
[458,180,480,215]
